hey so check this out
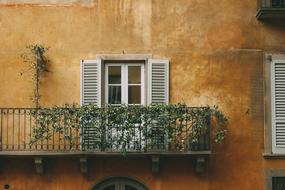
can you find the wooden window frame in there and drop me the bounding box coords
[105,63,146,106]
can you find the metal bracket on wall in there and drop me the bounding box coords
[80,157,88,174]
[267,55,272,61]
[151,156,160,173]
[34,157,44,175]
[194,156,207,174]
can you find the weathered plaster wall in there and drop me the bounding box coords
[0,0,284,189]
[1,157,211,190]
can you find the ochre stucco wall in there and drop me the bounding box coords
[0,0,284,189]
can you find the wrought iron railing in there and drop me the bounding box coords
[0,108,210,153]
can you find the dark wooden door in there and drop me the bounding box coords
[94,177,147,190]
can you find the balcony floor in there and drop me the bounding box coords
[0,150,211,157]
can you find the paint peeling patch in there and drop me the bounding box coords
[0,0,94,7]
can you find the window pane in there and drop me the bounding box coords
[273,177,285,190]
[128,86,141,104]
[272,0,285,7]
[125,185,138,190]
[109,66,121,84]
[103,185,116,190]
[128,66,141,84]
[109,86,121,104]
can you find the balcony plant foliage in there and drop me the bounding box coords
[20,44,50,108]
[31,103,228,152]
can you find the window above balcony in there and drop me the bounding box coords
[80,56,169,107]
[257,0,285,20]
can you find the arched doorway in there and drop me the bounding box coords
[92,177,148,190]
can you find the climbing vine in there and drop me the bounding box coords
[31,103,228,153]
[20,44,50,108]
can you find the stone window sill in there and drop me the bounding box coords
[263,153,285,159]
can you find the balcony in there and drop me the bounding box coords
[0,106,212,174]
[257,0,285,19]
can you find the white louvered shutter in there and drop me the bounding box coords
[272,60,285,154]
[80,59,102,150]
[80,59,102,107]
[147,59,169,104]
[147,59,169,150]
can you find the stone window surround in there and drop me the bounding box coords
[265,169,285,190]
[259,0,273,7]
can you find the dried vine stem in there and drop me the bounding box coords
[20,44,49,108]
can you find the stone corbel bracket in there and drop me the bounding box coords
[151,156,160,173]
[34,157,44,175]
[194,156,208,174]
[80,157,88,174]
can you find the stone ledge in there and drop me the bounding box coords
[0,150,211,157]
[0,0,93,6]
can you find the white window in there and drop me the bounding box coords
[80,57,169,150]
[80,58,169,107]
[105,63,145,105]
